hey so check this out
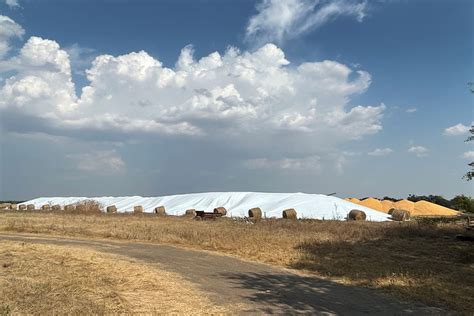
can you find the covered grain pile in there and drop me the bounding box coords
[248,207,262,221]
[154,206,166,215]
[213,207,227,216]
[347,209,366,221]
[282,208,297,220]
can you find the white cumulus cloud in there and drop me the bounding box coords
[443,123,471,136]
[0,16,386,172]
[0,15,24,59]
[462,151,474,160]
[368,148,393,156]
[244,156,322,172]
[5,0,20,8]
[408,146,428,158]
[246,0,367,45]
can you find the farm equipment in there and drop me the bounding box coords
[194,210,223,220]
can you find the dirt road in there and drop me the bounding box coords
[0,233,445,314]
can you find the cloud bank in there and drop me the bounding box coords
[0,15,385,173]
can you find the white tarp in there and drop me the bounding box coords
[20,192,390,221]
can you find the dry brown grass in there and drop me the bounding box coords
[0,240,230,314]
[0,211,472,313]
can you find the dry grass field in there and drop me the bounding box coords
[0,211,473,313]
[0,240,230,314]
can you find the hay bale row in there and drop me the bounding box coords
[52,205,61,211]
[41,204,51,211]
[133,205,143,213]
[19,204,27,211]
[27,204,34,211]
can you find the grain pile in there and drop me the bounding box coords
[380,200,395,213]
[345,198,361,203]
[347,197,460,217]
[394,200,415,213]
[359,198,383,211]
[413,201,459,216]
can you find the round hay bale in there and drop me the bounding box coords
[213,207,227,216]
[64,204,76,212]
[52,204,61,211]
[18,204,27,211]
[388,208,395,215]
[27,204,35,211]
[106,205,117,214]
[154,206,166,216]
[248,207,262,220]
[185,209,196,216]
[133,205,143,213]
[41,204,51,211]
[282,208,297,220]
[390,208,410,221]
[10,204,18,210]
[76,204,86,212]
[347,209,367,221]
[0,203,11,210]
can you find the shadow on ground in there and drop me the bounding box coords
[288,224,473,313]
[219,271,445,314]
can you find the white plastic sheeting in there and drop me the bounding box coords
[20,192,390,221]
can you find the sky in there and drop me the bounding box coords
[0,0,472,200]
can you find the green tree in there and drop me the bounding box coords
[464,82,473,180]
[450,195,474,213]
[463,125,474,181]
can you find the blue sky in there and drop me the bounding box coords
[0,0,472,200]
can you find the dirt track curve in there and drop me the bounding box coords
[0,233,445,314]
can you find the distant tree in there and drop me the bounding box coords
[450,195,474,213]
[464,83,473,180]
[382,196,399,202]
[464,125,474,181]
[407,194,451,208]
